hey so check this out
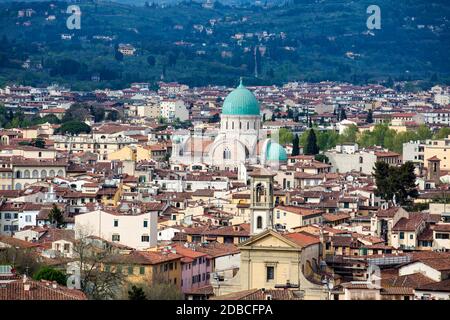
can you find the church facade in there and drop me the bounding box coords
[170,80,288,171]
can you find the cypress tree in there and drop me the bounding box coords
[366,109,373,123]
[292,134,300,156]
[304,129,319,155]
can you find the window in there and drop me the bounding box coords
[143,220,148,228]
[399,232,404,240]
[139,266,145,275]
[410,234,414,240]
[112,234,120,242]
[4,213,11,220]
[436,233,450,239]
[116,266,122,273]
[223,148,231,160]
[128,266,134,275]
[114,220,119,227]
[266,266,274,281]
[257,216,263,229]
[105,265,110,272]
[141,235,150,242]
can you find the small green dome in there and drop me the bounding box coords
[222,79,260,116]
[266,141,288,162]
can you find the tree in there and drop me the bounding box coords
[56,121,91,135]
[339,108,347,121]
[128,285,147,300]
[434,127,450,140]
[373,161,418,205]
[373,161,392,201]
[31,138,45,149]
[62,104,90,123]
[140,273,183,300]
[0,246,42,276]
[339,125,358,144]
[304,129,319,155]
[277,128,294,145]
[366,109,373,124]
[291,134,300,156]
[315,154,329,163]
[147,55,156,66]
[48,204,64,228]
[115,50,124,62]
[72,228,125,300]
[385,76,394,88]
[34,266,67,285]
[91,106,105,123]
[106,110,120,122]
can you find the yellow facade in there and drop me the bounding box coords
[103,258,182,289]
[108,146,136,161]
[424,136,450,170]
[239,230,322,296]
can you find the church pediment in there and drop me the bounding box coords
[239,229,300,249]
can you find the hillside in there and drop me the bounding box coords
[0,0,449,89]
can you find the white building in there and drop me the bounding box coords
[160,99,189,122]
[170,79,287,171]
[74,209,158,250]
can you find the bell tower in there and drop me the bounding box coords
[249,167,276,235]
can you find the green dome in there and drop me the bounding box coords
[222,79,260,116]
[266,141,288,162]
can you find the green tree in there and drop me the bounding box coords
[315,154,329,163]
[128,285,147,300]
[374,161,418,205]
[416,125,433,140]
[339,125,358,144]
[106,110,120,122]
[115,50,124,61]
[147,55,156,66]
[277,128,294,145]
[56,121,91,135]
[291,134,300,156]
[339,108,347,121]
[373,161,392,201]
[434,127,450,139]
[304,129,319,155]
[366,109,373,124]
[31,138,45,149]
[48,204,64,228]
[62,104,90,123]
[34,266,67,285]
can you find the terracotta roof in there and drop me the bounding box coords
[276,205,324,217]
[284,232,320,247]
[212,288,301,300]
[417,279,450,292]
[0,279,87,300]
[381,273,436,289]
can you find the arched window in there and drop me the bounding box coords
[15,183,22,190]
[239,122,242,129]
[32,170,39,178]
[49,170,55,178]
[41,170,47,178]
[232,122,234,130]
[15,171,21,179]
[57,170,64,177]
[247,122,249,130]
[257,216,263,229]
[24,170,30,178]
[255,183,265,203]
[226,121,228,130]
[223,148,231,160]
[38,152,42,158]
